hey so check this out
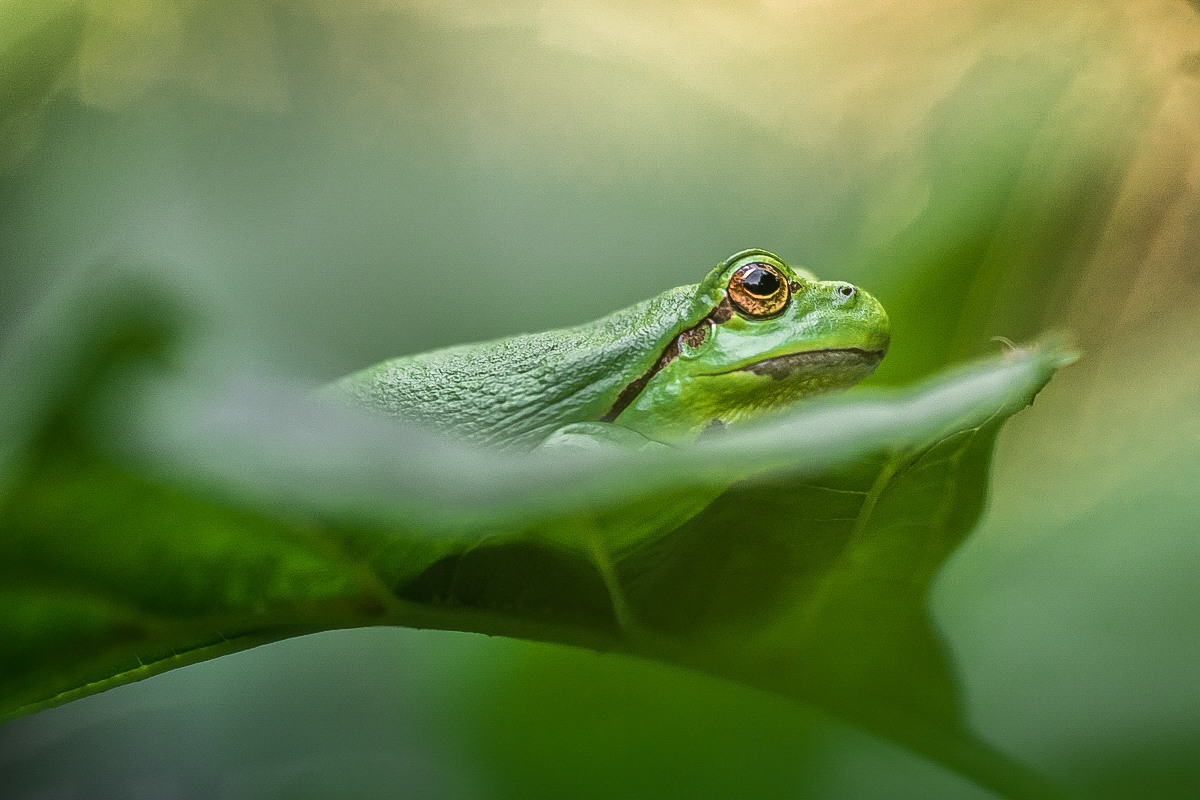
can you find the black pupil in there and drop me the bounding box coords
[742,266,781,297]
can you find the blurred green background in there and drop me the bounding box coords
[2,1,1199,797]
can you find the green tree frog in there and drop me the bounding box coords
[329,249,890,450]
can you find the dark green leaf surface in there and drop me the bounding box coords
[0,268,1071,798]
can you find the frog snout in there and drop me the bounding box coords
[830,282,858,307]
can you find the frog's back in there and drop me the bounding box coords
[329,285,698,449]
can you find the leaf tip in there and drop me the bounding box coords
[991,332,1079,370]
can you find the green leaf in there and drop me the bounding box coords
[0,267,1073,798]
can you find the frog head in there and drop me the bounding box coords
[614,249,891,443]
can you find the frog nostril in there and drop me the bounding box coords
[839,285,855,297]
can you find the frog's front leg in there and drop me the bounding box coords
[538,422,670,453]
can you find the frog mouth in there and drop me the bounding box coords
[732,347,887,381]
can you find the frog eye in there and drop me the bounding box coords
[727,262,790,318]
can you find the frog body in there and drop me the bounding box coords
[329,249,890,449]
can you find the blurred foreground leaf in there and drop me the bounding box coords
[0,267,1072,798]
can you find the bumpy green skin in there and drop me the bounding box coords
[329,284,707,449]
[329,249,890,449]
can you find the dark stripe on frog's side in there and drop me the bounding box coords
[600,296,732,423]
[709,294,735,324]
[678,319,712,349]
[599,336,683,423]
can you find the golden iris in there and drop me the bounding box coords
[728,262,789,318]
